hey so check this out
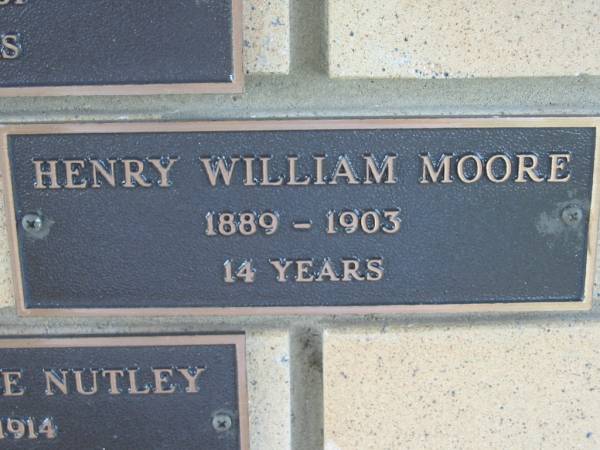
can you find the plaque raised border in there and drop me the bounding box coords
[1,117,598,316]
[0,334,249,449]
[0,0,243,96]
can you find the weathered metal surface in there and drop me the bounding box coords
[0,335,248,449]
[1,119,598,315]
[0,0,243,96]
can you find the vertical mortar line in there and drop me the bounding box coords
[322,0,329,77]
[289,0,329,75]
[285,3,327,443]
[290,326,324,450]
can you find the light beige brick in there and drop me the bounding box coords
[328,0,600,78]
[0,181,14,308]
[324,323,600,450]
[244,0,290,74]
[247,330,291,450]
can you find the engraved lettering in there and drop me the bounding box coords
[364,154,397,184]
[0,34,21,60]
[420,154,453,184]
[33,160,60,190]
[486,154,512,183]
[127,368,151,395]
[366,258,385,281]
[421,153,569,184]
[200,157,240,186]
[73,369,99,395]
[516,154,544,183]
[153,368,176,394]
[35,366,206,396]
[224,259,255,283]
[313,155,327,185]
[315,259,340,282]
[102,369,124,395]
[44,369,69,395]
[176,367,206,393]
[122,159,152,188]
[287,156,311,185]
[327,209,401,234]
[243,156,257,186]
[456,154,483,184]
[91,159,117,188]
[342,259,365,281]
[33,158,178,189]
[270,259,293,282]
[1,370,24,396]
[199,154,400,186]
[330,157,360,185]
[0,416,56,441]
[269,258,385,283]
[548,153,572,182]
[148,157,179,188]
[296,260,315,282]
[260,156,284,186]
[64,160,87,189]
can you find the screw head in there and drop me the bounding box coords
[21,213,43,233]
[561,205,583,225]
[212,413,233,433]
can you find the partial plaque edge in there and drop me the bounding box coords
[0,334,249,450]
[0,0,244,97]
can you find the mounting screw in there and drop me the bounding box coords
[21,213,43,234]
[212,412,233,433]
[561,205,583,226]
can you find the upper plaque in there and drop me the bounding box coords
[0,0,243,96]
[1,118,598,316]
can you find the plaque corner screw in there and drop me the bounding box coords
[561,205,583,226]
[212,412,233,433]
[21,213,43,234]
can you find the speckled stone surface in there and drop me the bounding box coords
[247,330,291,450]
[328,0,600,78]
[324,323,600,450]
[244,0,290,74]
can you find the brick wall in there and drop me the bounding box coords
[0,1,598,449]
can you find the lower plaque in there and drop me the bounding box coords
[0,335,248,449]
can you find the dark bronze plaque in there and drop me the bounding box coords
[0,0,243,96]
[0,335,248,449]
[1,119,598,316]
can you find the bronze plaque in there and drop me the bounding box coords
[1,118,599,316]
[0,0,243,96]
[0,335,248,449]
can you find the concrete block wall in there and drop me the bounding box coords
[0,1,598,449]
[328,0,600,79]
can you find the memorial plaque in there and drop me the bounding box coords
[1,118,598,316]
[0,0,243,96]
[0,335,248,449]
